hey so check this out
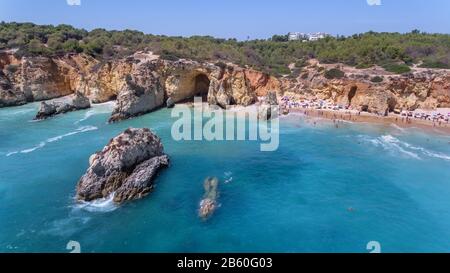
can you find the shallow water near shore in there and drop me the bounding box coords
[1,103,450,253]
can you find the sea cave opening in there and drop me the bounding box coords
[348,86,357,106]
[194,74,210,102]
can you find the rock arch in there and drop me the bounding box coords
[165,70,212,103]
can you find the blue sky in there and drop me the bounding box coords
[0,0,449,39]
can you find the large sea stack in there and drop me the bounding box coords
[76,128,169,204]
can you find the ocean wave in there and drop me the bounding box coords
[378,135,421,159]
[401,141,450,161]
[74,110,96,124]
[361,134,450,161]
[6,142,46,156]
[5,126,98,157]
[47,126,97,143]
[74,194,118,213]
[74,104,113,124]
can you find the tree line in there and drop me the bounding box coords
[1,22,449,76]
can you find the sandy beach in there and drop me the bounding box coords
[289,108,450,135]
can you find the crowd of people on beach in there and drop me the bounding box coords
[279,95,450,129]
[397,110,450,127]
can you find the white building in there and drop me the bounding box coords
[288,32,330,42]
[288,32,302,41]
[308,32,329,41]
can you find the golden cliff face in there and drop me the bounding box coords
[280,64,450,115]
[1,51,448,115]
[0,51,281,108]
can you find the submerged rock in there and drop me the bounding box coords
[76,128,169,204]
[199,177,219,219]
[35,92,90,120]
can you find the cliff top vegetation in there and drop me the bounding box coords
[1,22,449,76]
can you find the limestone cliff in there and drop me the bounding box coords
[280,62,450,115]
[1,50,449,118]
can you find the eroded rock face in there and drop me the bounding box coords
[35,92,91,120]
[21,57,74,101]
[281,63,450,114]
[3,50,447,115]
[0,70,26,107]
[109,62,165,123]
[207,66,258,107]
[76,128,169,204]
[1,51,281,111]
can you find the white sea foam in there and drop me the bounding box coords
[224,171,233,184]
[47,126,97,142]
[74,103,114,124]
[74,194,118,213]
[361,134,450,161]
[378,135,421,159]
[401,141,450,161]
[20,142,47,154]
[5,126,98,157]
[74,110,96,124]
[6,142,46,156]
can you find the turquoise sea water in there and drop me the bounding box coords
[1,102,450,253]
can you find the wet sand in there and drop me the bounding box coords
[290,108,450,135]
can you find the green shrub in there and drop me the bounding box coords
[356,63,373,69]
[324,68,345,79]
[159,50,180,61]
[295,58,307,68]
[271,65,291,76]
[420,60,449,69]
[1,22,449,76]
[370,76,384,83]
[382,63,411,74]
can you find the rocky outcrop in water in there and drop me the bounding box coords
[199,177,219,219]
[35,92,91,120]
[258,90,279,120]
[109,62,165,123]
[76,128,169,204]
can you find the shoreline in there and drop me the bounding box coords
[288,108,450,135]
